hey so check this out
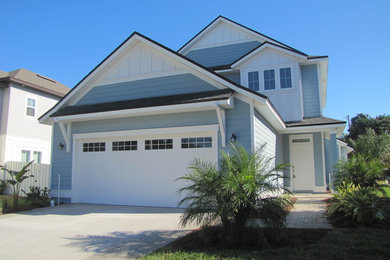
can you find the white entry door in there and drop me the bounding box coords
[289,135,315,191]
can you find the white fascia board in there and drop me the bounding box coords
[52,98,233,123]
[73,124,219,140]
[282,123,346,135]
[254,101,285,132]
[231,44,307,69]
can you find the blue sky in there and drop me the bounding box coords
[1,0,389,123]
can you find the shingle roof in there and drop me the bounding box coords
[51,89,234,117]
[286,116,346,127]
[0,68,69,97]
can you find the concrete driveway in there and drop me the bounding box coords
[0,204,198,260]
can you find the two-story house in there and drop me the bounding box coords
[0,68,69,164]
[39,16,350,206]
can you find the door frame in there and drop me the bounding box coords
[289,134,315,192]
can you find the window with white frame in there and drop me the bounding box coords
[26,98,36,117]
[181,137,212,148]
[145,139,173,150]
[248,71,259,91]
[33,151,42,163]
[280,67,292,89]
[21,150,31,162]
[263,69,276,90]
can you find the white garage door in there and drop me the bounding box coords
[72,126,218,207]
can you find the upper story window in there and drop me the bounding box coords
[263,69,275,90]
[26,98,36,117]
[248,71,259,91]
[280,67,292,89]
[21,150,30,162]
[33,151,42,163]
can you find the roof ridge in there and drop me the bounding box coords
[178,15,308,56]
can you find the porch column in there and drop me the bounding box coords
[329,133,339,189]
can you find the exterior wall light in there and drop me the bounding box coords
[230,133,237,143]
[58,143,65,150]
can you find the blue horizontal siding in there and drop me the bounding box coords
[225,98,251,152]
[221,71,241,85]
[77,73,218,105]
[185,41,262,68]
[313,132,324,186]
[301,65,321,118]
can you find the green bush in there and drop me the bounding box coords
[177,144,291,242]
[0,180,8,195]
[22,186,50,207]
[334,154,387,189]
[327,183,390,226]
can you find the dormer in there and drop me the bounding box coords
[179,16,329,123]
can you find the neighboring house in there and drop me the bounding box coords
[0,69,69,164]
[40,16,349,206]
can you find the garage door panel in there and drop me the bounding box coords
[73,131,217,207]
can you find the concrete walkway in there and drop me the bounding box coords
[286,193,332,229]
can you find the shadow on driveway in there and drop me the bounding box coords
[67,230,190,259]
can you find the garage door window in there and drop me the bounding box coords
[83,142,106,152]
[112,141,137,151]
[181,137,212,148]
[145,139,173,150]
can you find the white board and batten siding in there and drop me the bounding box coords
[1,161,51,196]
[95,42,187,87]
[239,48,304,123]
[188,21,256,51]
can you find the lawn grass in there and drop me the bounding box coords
[142,227,390,260]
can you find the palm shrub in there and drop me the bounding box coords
[327,182,390,226]
[177,144,291,234]
[334,154,387,189]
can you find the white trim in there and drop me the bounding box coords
[73,125,219,140]
[250,100,255,152]
[320,132,327,189]
[215,106,226,147]
[282,123,346,135]
[52,98,233,123]
[231,44,306,68]
[58,121,72,152]
[25,96,37,118]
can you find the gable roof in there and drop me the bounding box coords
[178,15,307,56]
[40,31,285,130]
[0,68,69,97]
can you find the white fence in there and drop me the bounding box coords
[1,161,51,196]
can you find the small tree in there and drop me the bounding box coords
[177,144,291,234]
[2,161,34,210]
